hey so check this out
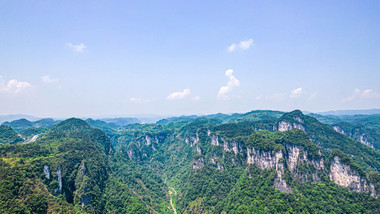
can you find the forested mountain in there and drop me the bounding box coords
[2,118,59,132]
[1,111,379,213]
[0,125,23,144]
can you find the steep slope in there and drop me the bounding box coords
[274,110,380,172]
[332,121,380,150]
[0,125,23,144]
[1,111,380,213]
[0,118,149,213]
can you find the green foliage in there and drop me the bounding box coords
[281,129,321,159]
[246,131,284,152]
[330,149,366,177]
[278,110,380,172]
[1,112,380,214]
[0,125,23,144]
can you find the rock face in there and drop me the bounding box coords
[211,135,219,146]
[193,157,205,170]
[186,133,199,147]
[274,161,292,193]
[43,164,50,179]
[284,144,324,182]
[276,121,305,132]
[80,161,86,176]
[357,133,373,148]
[329,156,377,197]
[332,126,345,135]
[145,135,151,146]
[332,125,374,149]
[196,145,202,155]
[247,148,292,193]
[217,162,224,171]
[57,166,62,192]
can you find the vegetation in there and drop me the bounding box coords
[1,111,379,213]
[0,125,23,144]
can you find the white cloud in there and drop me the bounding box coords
[129,97,155,104]
[290,87,303,98]
[41,75,59,84]
[167,89,191,100]
[0,77,31,93]
[228,44,237,52]
[65,42,86,52]
[217,69,240,100]
[228,38,254,52]
[344,88,380,102]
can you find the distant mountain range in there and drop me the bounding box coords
[1,109,379,124]
[317,109,380,116]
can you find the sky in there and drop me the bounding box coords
[1,0,380,118]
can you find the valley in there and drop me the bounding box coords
[0,110,379,213]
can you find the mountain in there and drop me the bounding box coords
[85,118,119,130]
[0,125,23,144]
[0,111,379,213]
[100,117,141,126]
[0,114,41,124]
[2,118,59,132]
[318,109,380,116]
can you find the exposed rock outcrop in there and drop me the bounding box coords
[211,135,219,146]
[43,164,50,179]
[80,161,86,176]
[284,144,324,182]
[332,125,374,149]
[145,135,152,146]
[332,126,345,135]
[57,166,62,193]
[186,133,199,147]
[247,148,292,193]
[193,157,205,170]
[329,156,377,197]
[221,138,240,155]
[275,121,305,132]
[196,145,202,155]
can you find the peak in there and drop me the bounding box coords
[289,110,304,116]
[52,118,90,132]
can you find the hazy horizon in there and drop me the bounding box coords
[1,1,380,118]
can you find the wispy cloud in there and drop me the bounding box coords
[228,38,254,52]
[65,42,86,52]
[344,88,380,102]
[167,89,191,100]
[129,97,155,104]
[192,96,200,101]
[217,69,240,100]
[255,87,310,101]
[290,87,303,98]
[0,76,31,93]
[41,75,59,84]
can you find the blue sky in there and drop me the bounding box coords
[1,1,380,117]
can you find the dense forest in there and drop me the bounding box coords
[0,110,379,213]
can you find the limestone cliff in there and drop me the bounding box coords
[193,156,205,170]
[284,144,324,182]
[329,156,377,197]
[247,148,292,193]
[275,120,305,132]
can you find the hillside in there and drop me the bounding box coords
[0,125,23,144]
[0,112,379,213]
